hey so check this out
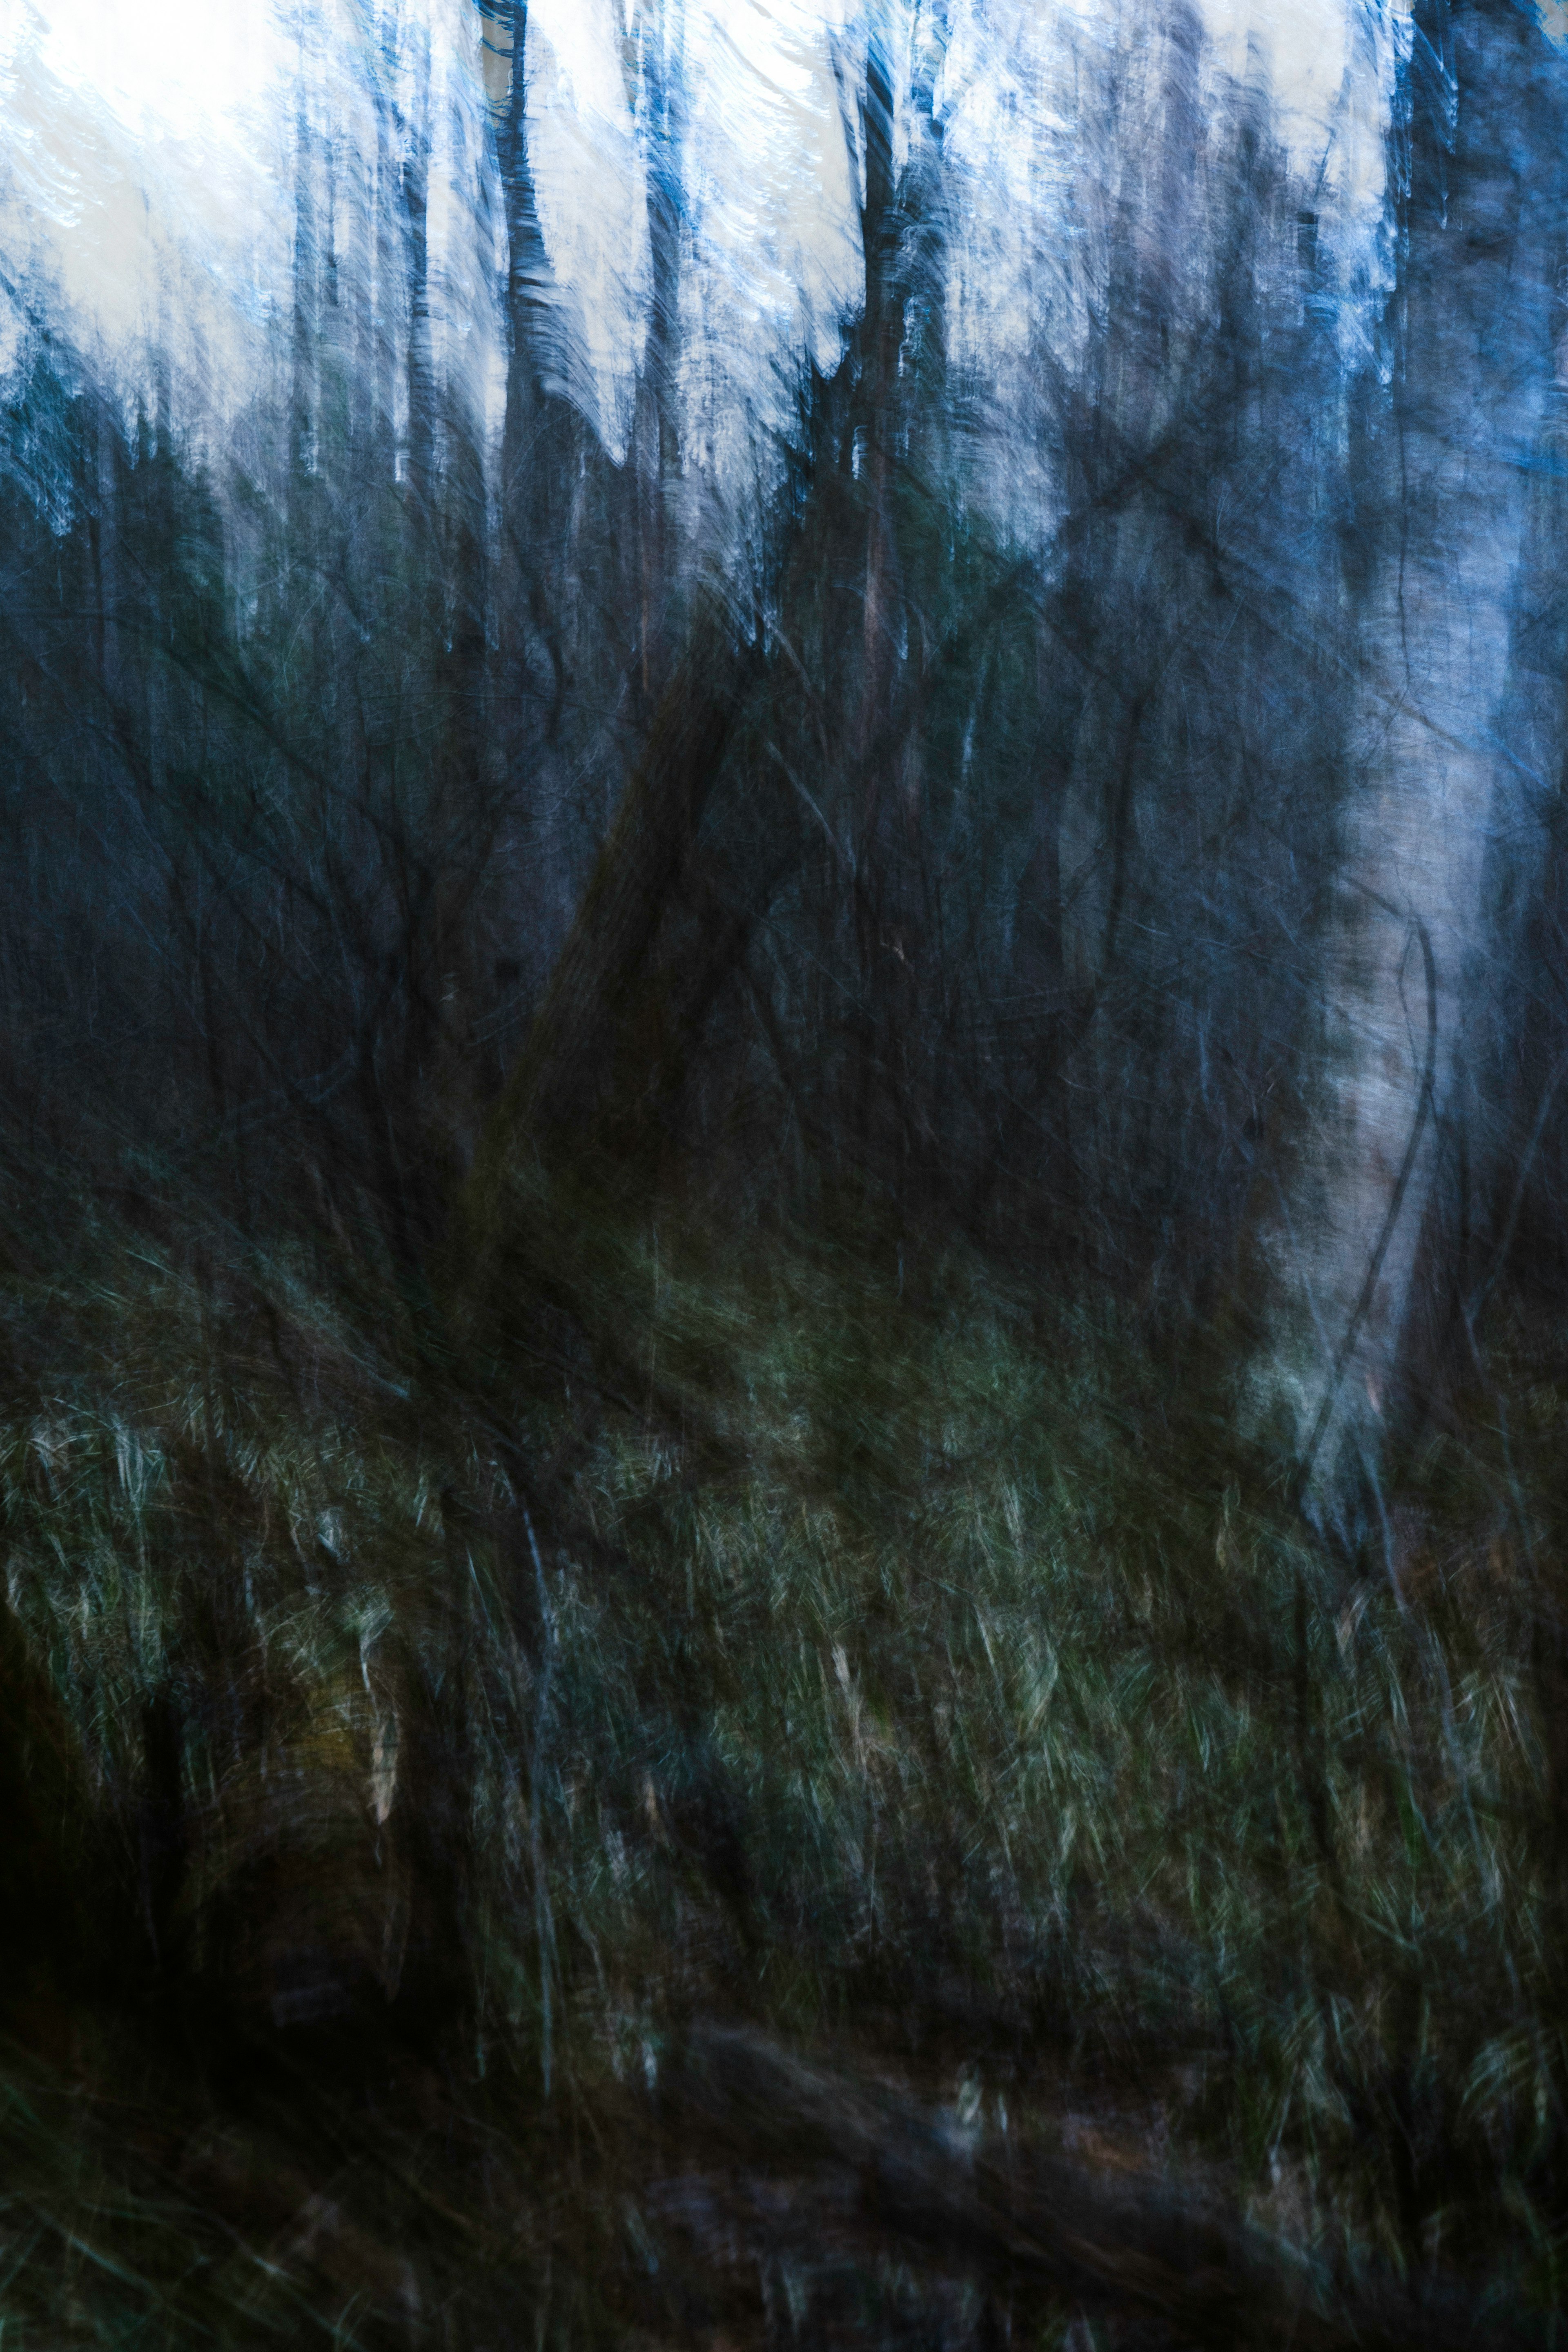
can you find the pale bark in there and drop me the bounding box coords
[1252,1,1565,1523]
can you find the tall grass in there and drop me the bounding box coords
[0,1172,1564,2339]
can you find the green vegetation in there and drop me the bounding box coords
[1,1166,1564,2342]
[5,0,1568,2340]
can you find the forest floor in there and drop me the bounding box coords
[0,1165,1564,2347]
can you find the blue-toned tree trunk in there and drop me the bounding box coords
[1255,0,1568,1526]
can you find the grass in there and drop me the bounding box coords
[0,1167,1565,2341]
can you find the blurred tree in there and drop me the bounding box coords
[1249,0,1568,1527]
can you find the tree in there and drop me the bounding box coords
[1247,0,1568,1528]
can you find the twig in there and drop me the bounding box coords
[523,1507,558,2103]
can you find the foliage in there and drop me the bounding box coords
[2,1,1568,2340]
[0,1171,1564,2336]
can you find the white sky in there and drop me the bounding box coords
[0,0,1406,463]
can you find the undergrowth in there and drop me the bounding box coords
[1,1171,1566,2341]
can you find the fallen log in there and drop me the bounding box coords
[667,2021,1544,2351]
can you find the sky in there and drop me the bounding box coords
[0,0,1409,469]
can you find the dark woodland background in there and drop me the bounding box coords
[3,1,1568,2343]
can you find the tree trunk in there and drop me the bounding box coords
[1250,0,1567,1526]
[450,587,762,1327]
